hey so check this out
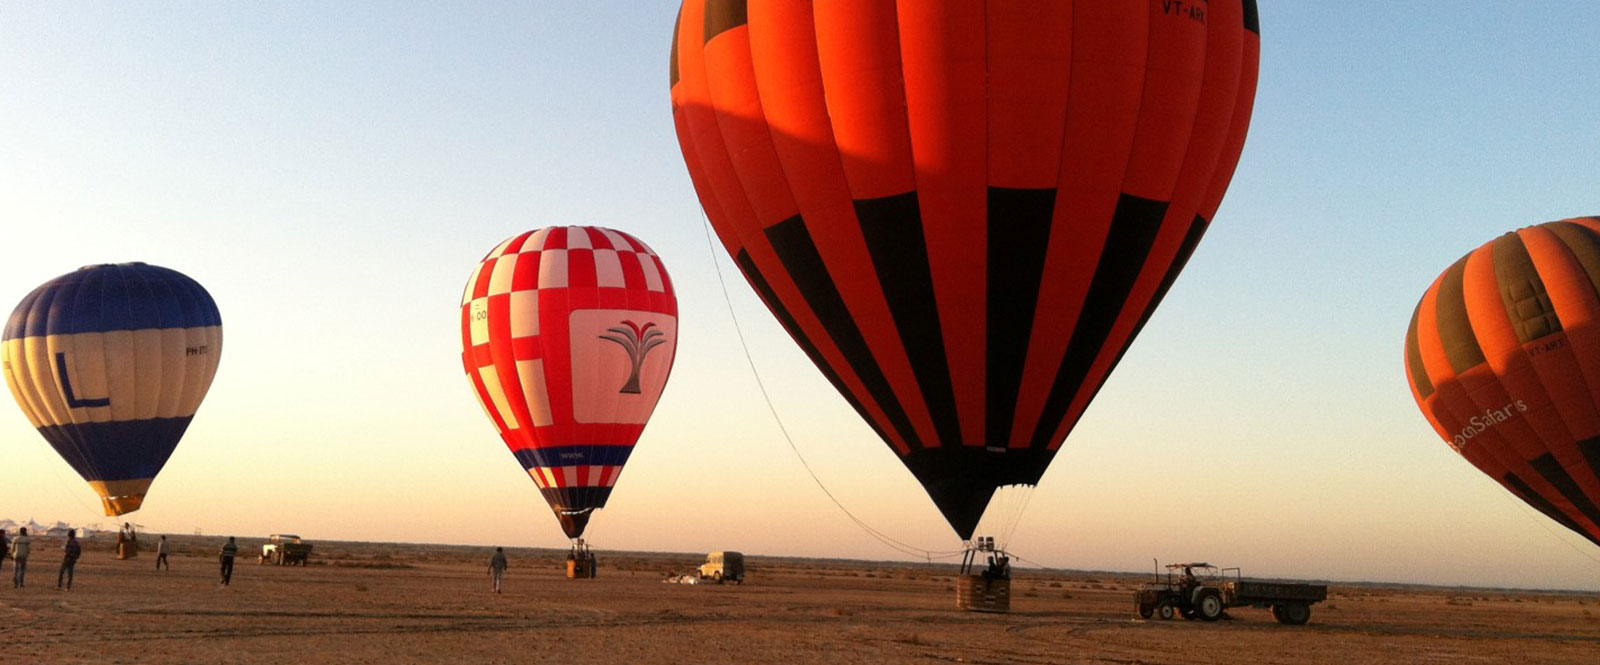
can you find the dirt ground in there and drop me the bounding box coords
[1,535,1596,665]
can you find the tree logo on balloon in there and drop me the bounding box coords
[599,321,667,394]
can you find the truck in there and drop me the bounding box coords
[258,534,313,566]
[698,551,745,584]
[1135,562,1327,625]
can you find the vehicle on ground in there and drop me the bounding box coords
[698,551,744,584]
[259,534,313,566]
[1135,562,1327,625]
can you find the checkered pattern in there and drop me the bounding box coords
[460,226,677,536]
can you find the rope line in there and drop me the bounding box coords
[697,211,964,561]
[1006,551,1073,575]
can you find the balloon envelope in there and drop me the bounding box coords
[671,0,1260,538]
[2,263,223,516]
[1406,217,1600,547]
[460,227,678,539]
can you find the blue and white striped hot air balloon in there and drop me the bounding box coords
[1,263,222,516]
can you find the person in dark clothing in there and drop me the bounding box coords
[57,531,81,590]
[489,547,508,594]
[0,529,9,577]
[11,527,30,588]
[218,537,238,586]
[155,535,170,570]
[1180,566,1199,595]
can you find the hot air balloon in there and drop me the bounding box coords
[1406,217,1600,548]
[2,263,223,516]
[459,227,678,565]
[670,1,1261,542]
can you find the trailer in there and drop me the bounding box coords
[1135,562,1327,625]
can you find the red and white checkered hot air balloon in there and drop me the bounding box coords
[460,226,678,540]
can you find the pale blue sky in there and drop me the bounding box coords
[3,2,1600,590]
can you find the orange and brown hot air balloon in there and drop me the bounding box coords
[671,1,1260,539]
[1406,217,1600,548]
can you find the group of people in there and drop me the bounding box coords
[0,525,222,590]
[982,553,1012,581]
[0,527,78,590]
[7,529,506,592]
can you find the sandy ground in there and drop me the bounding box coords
[1,535,1596,665]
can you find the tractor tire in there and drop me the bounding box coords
[1196,590,1225,622]
[1138,603,1154,619]
[1157,603,1175,620]
[1275,602,1311,625]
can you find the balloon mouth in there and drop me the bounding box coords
[554,508,596,540]
[89,479,153,516]
[901,447,1051,540]
[100,494,145,516]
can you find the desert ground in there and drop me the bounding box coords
[1,534,1596,665]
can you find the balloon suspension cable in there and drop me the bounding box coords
[985,484,1036,552]
[698,211,963,562]
[1003,550,1073,576]
[47,464,102,519]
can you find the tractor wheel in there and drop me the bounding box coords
[1276,602,1311,625]
[1138,603,1154,619]
[1196,590,1224,622]
[1157,603,1175,620]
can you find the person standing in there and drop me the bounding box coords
[488,547,508,594]
[218,537,238,586]
[155,535,170,571]
[0,528,9,578]
[11,527,30,588]
[57,531,81,590]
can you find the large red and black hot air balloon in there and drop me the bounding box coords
[460,227,678,540]
[1406,217,1600,548]
[671,1,1261,538]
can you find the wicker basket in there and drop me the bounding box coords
[956,574,1010,613]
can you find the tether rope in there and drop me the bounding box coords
[697,211,965,561]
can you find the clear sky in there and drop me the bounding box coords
[3,2,1599,590]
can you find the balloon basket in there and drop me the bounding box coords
[565,543,598,579]
[956,536,1010,613]
[956,574,1010,613]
